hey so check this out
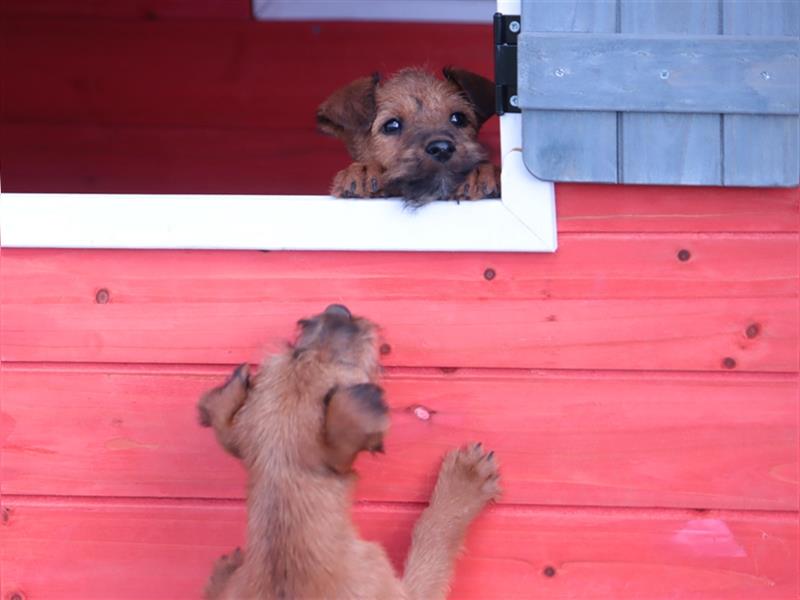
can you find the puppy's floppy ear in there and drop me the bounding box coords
[323,383,389,474]
[443,67,496,129]
[317,73,380,157]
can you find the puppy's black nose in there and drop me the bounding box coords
[425,139,455,162]
[324,304,352,319]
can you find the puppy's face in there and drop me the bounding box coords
[317,68,495,207]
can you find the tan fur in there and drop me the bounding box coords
[198,304,501,599]
[317,68,500,208]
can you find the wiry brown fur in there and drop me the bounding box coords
[198,304,501,599]
[317,68,500,208]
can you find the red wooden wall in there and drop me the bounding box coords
[1,2,798,598]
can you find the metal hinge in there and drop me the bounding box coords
[494,12,520,115]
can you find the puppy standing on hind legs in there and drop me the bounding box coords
[198,304,501,599]
[317,67,501,208]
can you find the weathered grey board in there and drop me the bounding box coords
[723,0,800,186]
[519,0,800,187]
[521,0,618,183]
[620,0,720,185]
[520,35,798,114]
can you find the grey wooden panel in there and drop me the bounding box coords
[620,0,721,184]
[521,0,618,182]
[621,113,721,184]
[620,0,718,34]
[723,0,800,186]
[522,110,618,181]
[519,34,799,114]
[724,116,799,186]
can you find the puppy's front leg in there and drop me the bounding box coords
[330,162,386,198]
[402,443,501,600]
[197,364,250,459]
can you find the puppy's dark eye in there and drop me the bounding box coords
[449,112,468,128]
[381,118,402,135]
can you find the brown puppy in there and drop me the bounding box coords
[317,68,500,208]
[198,304,500,599]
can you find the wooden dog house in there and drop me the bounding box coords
[1,0,798,598]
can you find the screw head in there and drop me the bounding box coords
[761,71,771,80]
[745,323,761,339]
[554,68,565,78]
[508,20,521,33]
[379,343,391,356]
[677,249,691,262]
[722,357,737,370]
[543,566,557,577]
[660,69,670,79]
[509,95,519,108]
[483,268,496,281]
[95,288,110,304]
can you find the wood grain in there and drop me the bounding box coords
[2,499,797,600]
[2,366,796,510]
[555,184,799,233]
[2,246,796,371]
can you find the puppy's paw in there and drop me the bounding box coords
[454,163,500,200]
[432,442,501,514]
[205,547,244,599]
[331,162,386,198]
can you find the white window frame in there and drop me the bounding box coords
[0,0,556,253]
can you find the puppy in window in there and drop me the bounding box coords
[317,68,500,207]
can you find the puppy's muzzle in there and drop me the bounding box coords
[425,139,455,163]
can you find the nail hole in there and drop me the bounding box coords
[483,268,496,281]
[95,288,110,304]
[745,323,760,339]
[543,566,557,577]
[379,343,391,356]
[677,249,691,262]
[722,357,737,369]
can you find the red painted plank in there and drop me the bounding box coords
[2,499,797,599]
[2,248,797,371]
[0,0,251,20]
[2,239,796,302]
[557,185,800,234]
[2,366,796,510]
[0,20,495,130]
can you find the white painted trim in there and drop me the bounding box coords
[0,161,554,252]
[253,0,496,23]
[0,0,556,253]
